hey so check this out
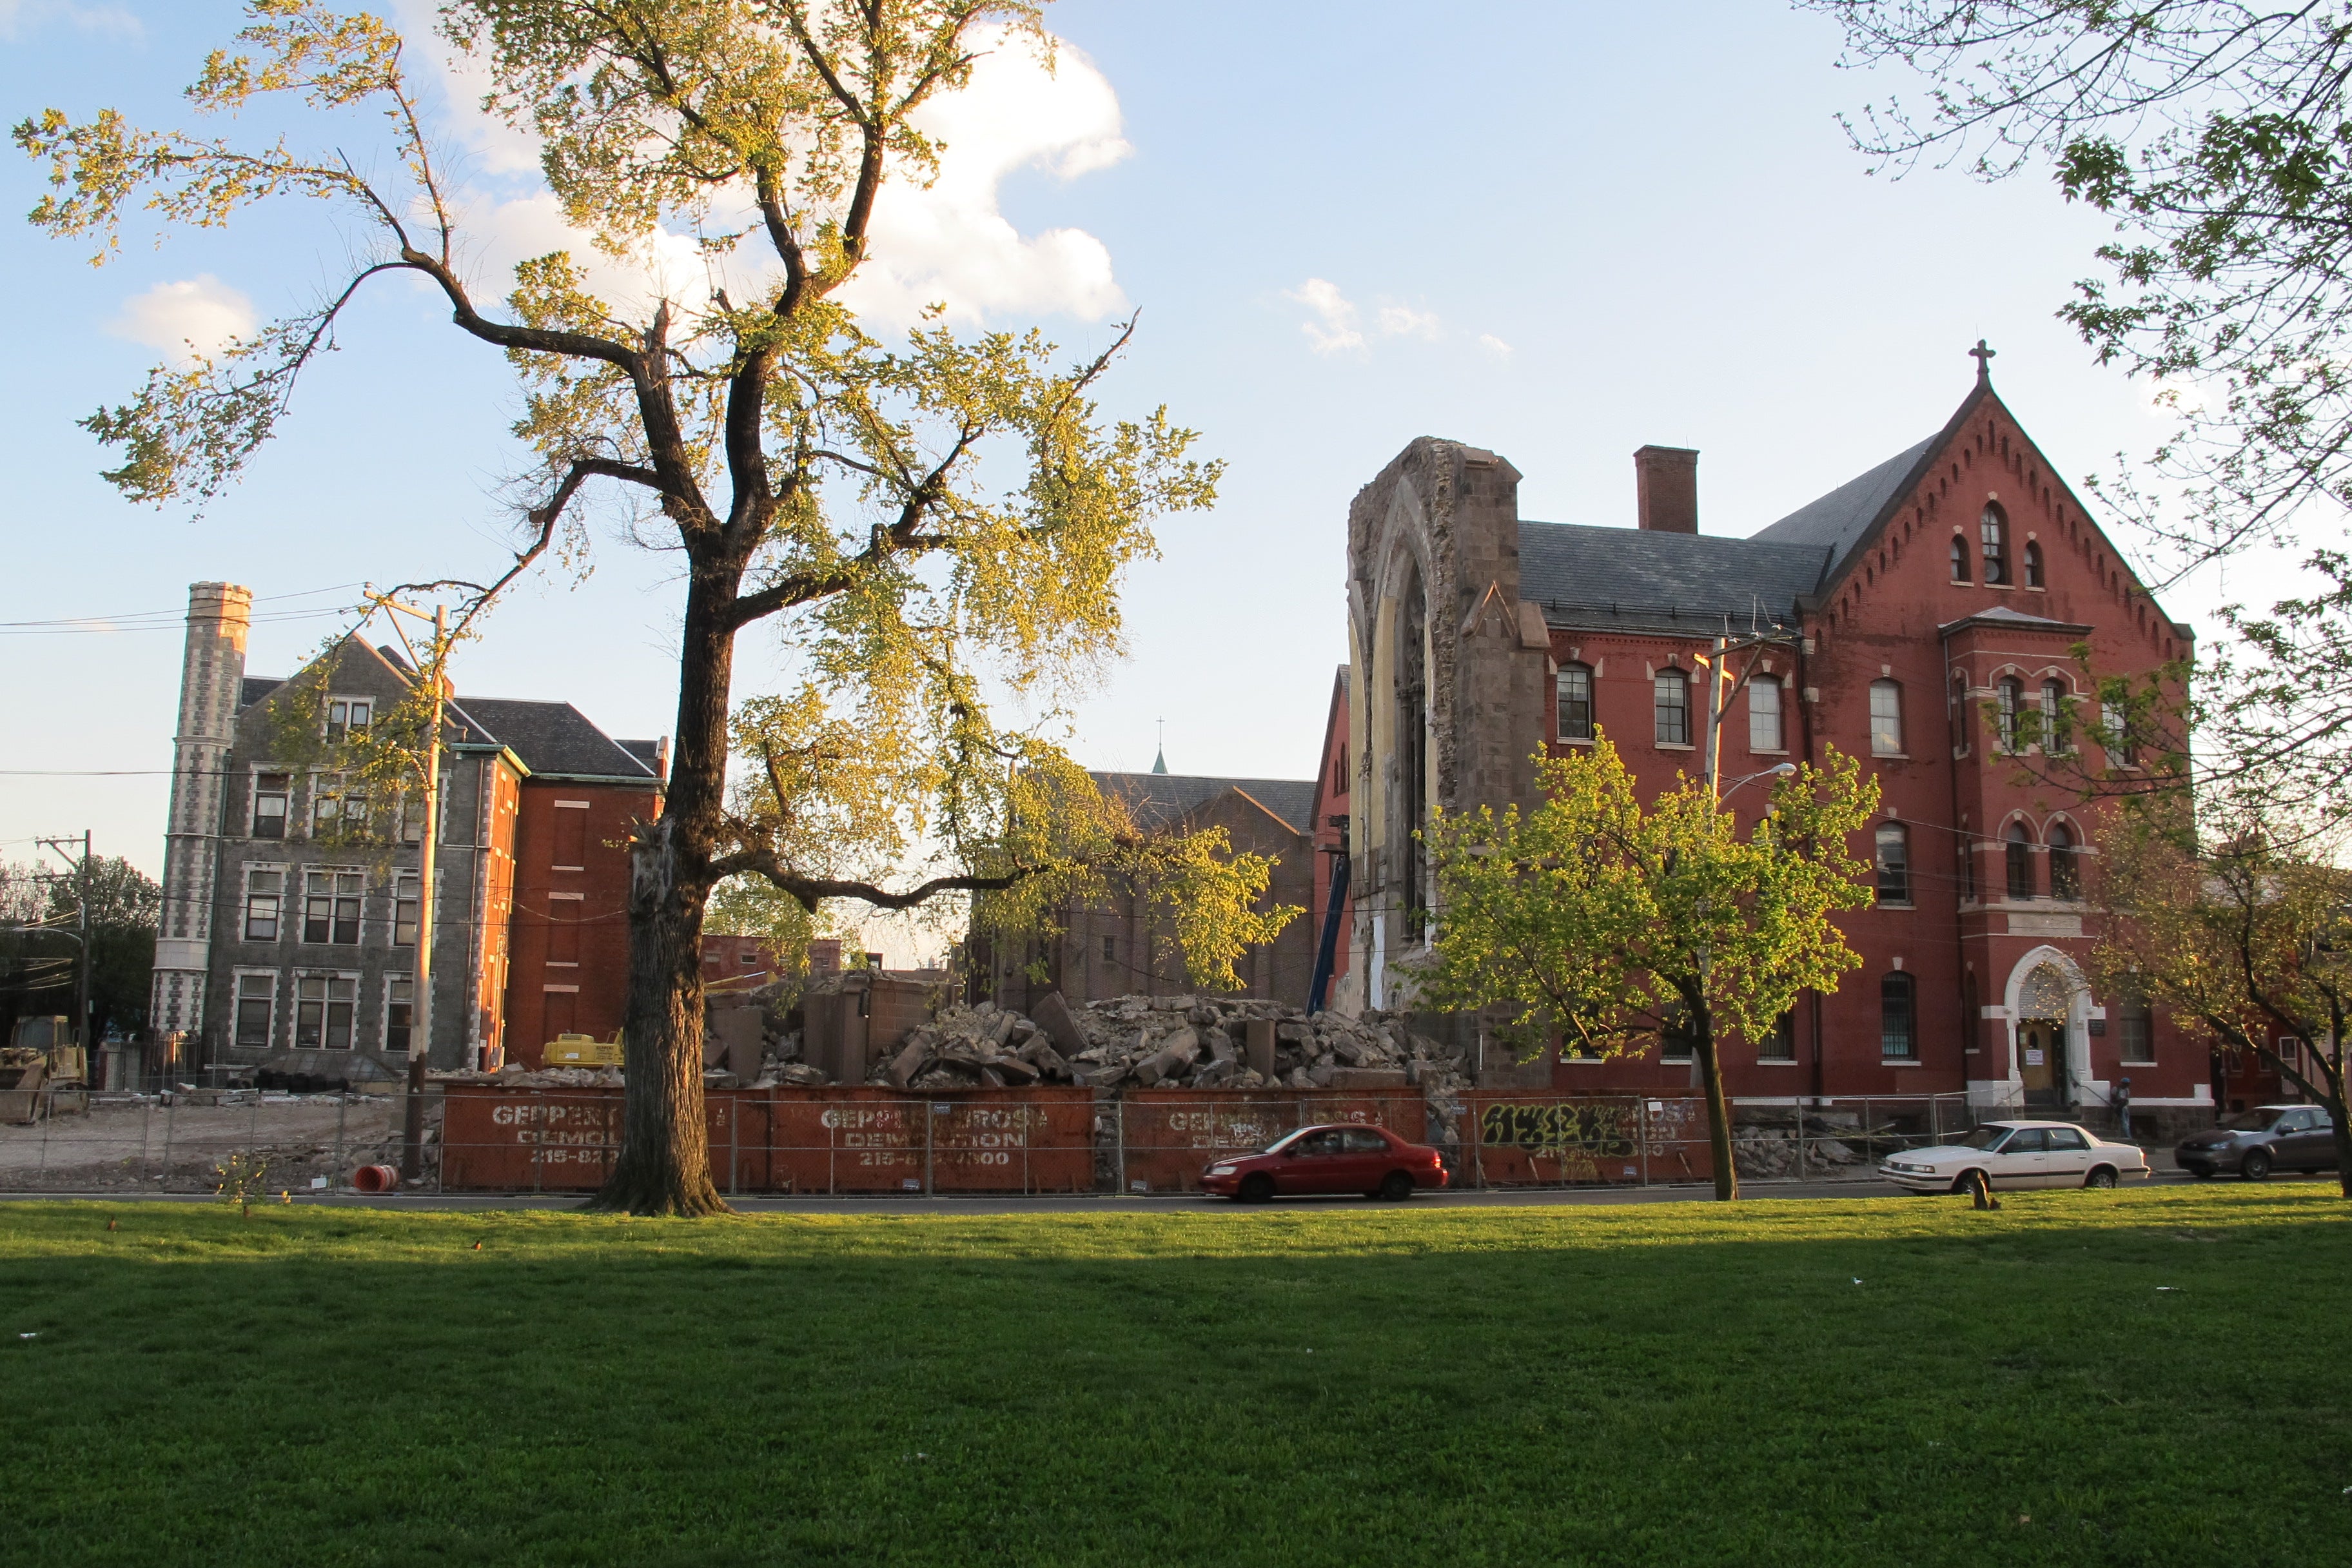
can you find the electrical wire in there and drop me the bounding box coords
[0,582,367,631]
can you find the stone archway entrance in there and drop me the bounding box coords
[2015,961,2075,1110]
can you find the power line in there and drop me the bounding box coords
[0,582,367,631]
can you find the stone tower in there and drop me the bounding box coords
[150,582,252,1042]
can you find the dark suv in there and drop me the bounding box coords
[2175,1105,2340,1180]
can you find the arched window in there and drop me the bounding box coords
[1654,668,1690,746]
[2048,820,2081,901]
[2006,821,2035,901]
[2039,678,2070,752]
[1981,504,2009,585]
[1870,679,1903,756]
[1949,534,1971,583]
[1748,674,1783,752]
[1397,567,1429,935]
[1874,822,1911,905]
[1995,677,2023,751]
[2023,540,2045,588]
[1556,662,1594,743]
[1880,972,1917,1059]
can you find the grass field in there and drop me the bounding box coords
[1,1187,2345,1566]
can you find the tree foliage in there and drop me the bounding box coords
[16,1,1238,1213]
[1407,737,1879,1200]
[2093,794,2352,1194]
[1804,1,2352,819]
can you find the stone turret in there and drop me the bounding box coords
[150,582,252,1041]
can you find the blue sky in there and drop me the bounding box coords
[0,2,2250,921]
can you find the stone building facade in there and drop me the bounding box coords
[1344,360,2210,1117]
[986,770,1317,1013]
[148,584,663,1082]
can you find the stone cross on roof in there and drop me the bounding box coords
[1970,338,1997,384]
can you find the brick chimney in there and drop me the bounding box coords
[1635,445,1699,533]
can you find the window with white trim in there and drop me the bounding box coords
[1869,680,1903,756]
[293,974,358,1049]
[302,870,363,945]
[1557,663,1594,743]
[324,697,372,742]
[234,972,277,1050]
[1749,675,1784,752]
[242,867,284,942]
[1654,669,1690,747]
[252,773,289,839]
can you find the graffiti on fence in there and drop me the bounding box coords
[1465,1095,1714,1186]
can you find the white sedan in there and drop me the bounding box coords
[1879,1120,2151,1193]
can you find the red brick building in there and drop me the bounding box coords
[1342,358,2209,1122]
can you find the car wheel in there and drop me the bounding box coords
[2084,1165,2119,1190]
[2190,1168,2214,1180]
[1378,1170,1416,1202]
[1237,1172,1276,1204]
[2240,1149,2271,1181]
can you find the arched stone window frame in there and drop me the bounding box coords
[1980,502,2011,585]
[1948,532,1971,583]
[2046,814,2084,902]
[2023,538,2046,589]
[1874,820,1912,906]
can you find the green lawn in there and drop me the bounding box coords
[0,1188,2345,1567]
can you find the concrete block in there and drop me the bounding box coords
[1244,1019,1277,1079]
[1031,990,1089,1057]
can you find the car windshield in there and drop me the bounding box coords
[1957,1126,2014,1150]
[1262,1128,1311,1155]
[2221,1110,2285,1131]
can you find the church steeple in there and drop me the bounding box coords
[1151,717,1167,774]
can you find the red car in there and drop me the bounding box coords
[1200,1123,1450,1202]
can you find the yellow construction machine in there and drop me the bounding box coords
[0,1016,88,1122]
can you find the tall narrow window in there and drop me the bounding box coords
[1958,828,1977,903]
[1995,678,2023,751]
[1101,934,1115,965]
[1557,662,1594,742]
[1949,535,1971,583]
[385,975,414,1054]
[2006,823,2035,901]
[1397,570,1430,935]
[1654,669,1690,746]
[2115,983,2154,1064]
[2039,679,2071,752]
[2102,700,2139,765]
[1874,823,1911,905]
[294,974,357,1049]
[1880,973,1917,1059]
[1758,1010,1797,1063]
[552,804,590,870]
[1981,504,2009,584]
[2048,821,2081,901]
[1332,745,1349,796]
[393,872,420,946]
[252,774,289,839]
[1869,680,1904,756]
[234,973,276,1049]
[2023,540,2045,587]
[1748,674,1783,752]
[242,870,282,942]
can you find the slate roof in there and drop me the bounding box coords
[1518,521,1833,635]
[240,676,283,707]
[1092,770,1316,836]
[452,697,660,780]
[1749,436,1937,565]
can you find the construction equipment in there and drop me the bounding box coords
[1,1016,88,1122]
[543,1032,624,1069]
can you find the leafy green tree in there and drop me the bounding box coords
[15,1,1238,1213]
[2093,791,2352,1195]
[48,857,162,1043]
[1804,1,2352,821]
[1407,738,1879,1200]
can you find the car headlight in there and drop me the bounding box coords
[1208,1163,1237,1176]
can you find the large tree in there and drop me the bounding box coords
[1803,1,2352,820]
[2093,792,2352,1195]
[1406,738,1879,1201]
[16,1,1246,1213]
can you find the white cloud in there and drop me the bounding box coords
[1286,278,1365,355]
[1378,304,1440,340]
[0,1,141,41]
[838,28,1132,327]
[1478,333,1513,359]
[108,275,257,357]
[402,15,1129,330]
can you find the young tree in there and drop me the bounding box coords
[1407,738,1879,1201]
[2094,795,2352,1197]
[16,1,1230,1213]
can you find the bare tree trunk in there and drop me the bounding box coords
[2333,1106,2352,1200]
[1697,1026,1740,1202]
[587,569,736,1215]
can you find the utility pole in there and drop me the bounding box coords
[35,832,92,1046]
[368,594,450,1182]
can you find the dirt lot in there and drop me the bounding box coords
[0,1094,436,1193]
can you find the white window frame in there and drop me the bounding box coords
[242,862,289,943]
[291,970,363,1051]
[231,969,280,1052]
[1748,674,1785,754]
[301,867,367,946]
[1869,680,1904,757]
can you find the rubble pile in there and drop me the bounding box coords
[1062,994,1468,1093]
[1730,1107,1877,1177]
[864,999,1079,1090]
[432,1064,624,1089]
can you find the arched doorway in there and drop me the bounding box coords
[2015,960,2075,1110]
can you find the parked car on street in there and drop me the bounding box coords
[1878,1121,2151,1194]
[1202,1123,1449,1202]
[2175,1105,2340,1180]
